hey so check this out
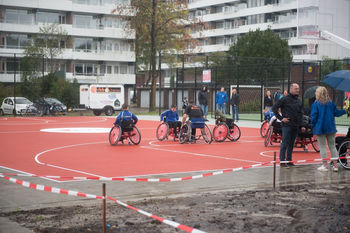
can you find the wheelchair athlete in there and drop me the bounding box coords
[114,104,138,134]
[181,100,205,142]
[160,105,181,138]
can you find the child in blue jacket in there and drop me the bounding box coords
[160,105,181,138]
[114,104,138,132]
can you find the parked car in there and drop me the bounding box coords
[0,97,37,115]
[34,97,67,116]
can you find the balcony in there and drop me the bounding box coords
[66,73,135,84]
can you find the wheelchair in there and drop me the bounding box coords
[109,121,141,145]
[264,117,319,152]
[336,129,350,170]
[156,120,181,141]
[212,113,241,142]
[260,120,269,137]
[179,120,212,144]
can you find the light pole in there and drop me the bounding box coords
[158,51,162,115]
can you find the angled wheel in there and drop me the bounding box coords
[311,136,320,152]
[338,140,350,170]
[202,124,213,144]
[156,122,169,141]
[227,124,241,142]
[129,126,141,145]
[179,124,190,144]
[213,123,228,142]
[260,121,269,137]
[264,127,273,147]
[109,126,121,145]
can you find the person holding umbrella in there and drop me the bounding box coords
[310,86,346,172]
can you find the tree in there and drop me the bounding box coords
[25,23,70,74]
[228,28,292,85]
[113,0,199,111]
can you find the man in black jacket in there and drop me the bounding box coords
[198,86,208,119]
[272,83,303,167]
[230,88,240,122]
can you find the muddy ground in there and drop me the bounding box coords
[1,183,350,233]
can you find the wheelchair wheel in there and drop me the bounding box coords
[109,126,121,145]
[264,126,273,147]
[129,126,141,145]
[213,123,228,142]
[179,124,190,144]
[202,124,213,144]
[227,124,241,142]
[156,122,169,141]
[338,140,350,170]
[260,121,269,137]
[311,136,320,152]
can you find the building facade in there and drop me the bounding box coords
[0,0,135,86]
[188,0,350,61]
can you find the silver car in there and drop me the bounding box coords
[0,97,36,115]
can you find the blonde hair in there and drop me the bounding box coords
[315,86,330,104]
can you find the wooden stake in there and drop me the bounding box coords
[102,183,106,233]
[273,152,276,190]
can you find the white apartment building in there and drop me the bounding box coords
[0,0,135,86]
[188,0,350,61]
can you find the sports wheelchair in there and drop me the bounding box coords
[179,119,212,144]
[336,127,350,170]
[156,119,181,141]
[260,120,269,137]
[109,121,141,145]
[264,116,319,152]
[212,110,241,142]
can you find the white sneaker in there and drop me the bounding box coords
[333,166,338,172]
[317,166,328,172]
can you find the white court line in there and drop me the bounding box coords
[141,145,261,163]
[34,141,109,182]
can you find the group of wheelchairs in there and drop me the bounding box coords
[261,115,320,152]
[260,115,350,170]
[155,110,241,144]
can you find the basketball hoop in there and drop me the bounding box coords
[306,40,318,54]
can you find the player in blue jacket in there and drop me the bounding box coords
[160,105,181,138]
[114,104,138,132]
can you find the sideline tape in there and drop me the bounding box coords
[1,161,273,182]
[1,156,348,182]
[0,174,206,233]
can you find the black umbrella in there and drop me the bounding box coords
[303,86,319,99]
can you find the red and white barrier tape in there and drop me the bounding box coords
[0,174,206,233]
[0,161,272,182]
[1,156,347,182]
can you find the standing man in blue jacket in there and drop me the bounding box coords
[216,87,228,114]
[160,105,181,138]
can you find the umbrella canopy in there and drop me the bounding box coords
[321,70,350,92]
[303,86,319,99]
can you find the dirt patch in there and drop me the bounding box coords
[1,183,350,233]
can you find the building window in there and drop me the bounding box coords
[5,9,33,25]
[4,34,31,49]
[74,63,95,75]
[74,38,97,52]
[114,66,119,74]
[73,15,98,29]
[120,64,128,74]
[37,11,66,24]
[107,65,112,74]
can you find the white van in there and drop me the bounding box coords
[80,84,124,116]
